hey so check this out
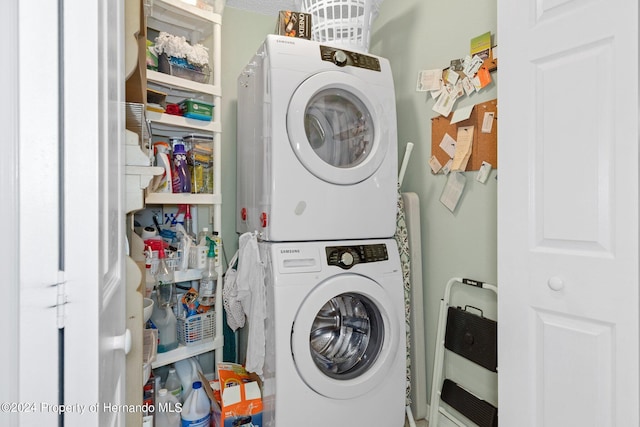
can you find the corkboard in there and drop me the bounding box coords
[431,99,498,171]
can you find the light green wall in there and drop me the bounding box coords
[220,8,274,260]
[370,0,498,404]
[221,0,498,407]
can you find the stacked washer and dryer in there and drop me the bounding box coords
[236,35,405,427]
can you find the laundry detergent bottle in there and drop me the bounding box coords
[180,381,210,427]
[172,139,192,193]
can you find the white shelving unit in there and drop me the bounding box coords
[145,0,224,371]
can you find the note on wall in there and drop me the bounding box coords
[440,172,467,212]
[451,126,474,171]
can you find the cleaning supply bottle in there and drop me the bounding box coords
[196,227,213,246]
[148,240,178,353]
[180,381,211,427]
[156,388,181,427]
[164,367,183,401]
[197,236,217,314]
[171,138,192,193]
[182,205,197,241]
[153,141,173,193]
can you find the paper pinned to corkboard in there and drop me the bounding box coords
[431,99,497,172]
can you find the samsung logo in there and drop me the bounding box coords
[276,39,295,45]
[280,249,301,254]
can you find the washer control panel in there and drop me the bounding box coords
[320,45,381,71]
[325,243,389,269]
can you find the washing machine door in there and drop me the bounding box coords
[287,71,390,185]
[290,273,400,399]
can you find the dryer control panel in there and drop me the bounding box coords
[320,45,381,71]
[326,243,389,269]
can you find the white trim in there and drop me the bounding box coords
[1,0,20,421]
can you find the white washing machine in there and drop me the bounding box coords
[237,35,398,241]
[259,238,406,427]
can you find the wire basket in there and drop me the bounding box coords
[177,311,216,346]
[298,0,383,52]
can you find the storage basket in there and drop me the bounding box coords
[298,0,383,52]
[177,311,216,346]
[158,53,211,84]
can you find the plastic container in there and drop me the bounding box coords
[156,388,181,427]
[151,296,179,353]
[164,367,183,400]
[298,0,383,52]
[177,311,216,346]
[180,381,211,427]
[172,140,192,193]
[158,53,211,84]
[184,134,214,194]
[179,99,214,121]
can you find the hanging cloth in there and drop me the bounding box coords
[234,232,267,376]
[222,232,266,374]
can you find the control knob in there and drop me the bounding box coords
[339,250,355,267]
[333,50,348,67]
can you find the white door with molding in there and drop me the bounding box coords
[14,1,127,426]
[498,0,638,425]
[63,1,128,426]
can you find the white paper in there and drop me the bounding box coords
[445,69,459,85]
[476,161,492,183]
[429,155,443,174]
[462,77,475,96]
[451,126,474,171]
[463,54,485,77]
[442,159,453,175]
[440,172,467,212]
[481,111,495,133]
[417,69,443,92]
[433,87,457,116]
[439,133,457,158]
[451,104,474,124]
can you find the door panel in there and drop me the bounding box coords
[533,38,614,254]
[498,0,638,424]
[535,310,613,426]
[63,0,126,426]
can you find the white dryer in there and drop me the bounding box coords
[260,238,406,427]
[237,35,398,241]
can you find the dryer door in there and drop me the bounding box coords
[287,71,390,185]
[291,273,400,399]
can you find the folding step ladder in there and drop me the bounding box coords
[429,277,498,427]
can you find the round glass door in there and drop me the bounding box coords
[309,292,383,380]
[287,71,389,185]
[304,89,374,169]
[291,274,400,399]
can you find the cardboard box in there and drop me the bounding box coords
[212,363,263,427]
[275,10,312,39]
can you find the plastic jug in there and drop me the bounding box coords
[174,358,202,402]
[164,367,182,401]
[150,296,178,353]
[180,381,211,427]
[156,388,181,427]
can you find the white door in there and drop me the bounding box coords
[63,1,128,425]
[498,0,639,425]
